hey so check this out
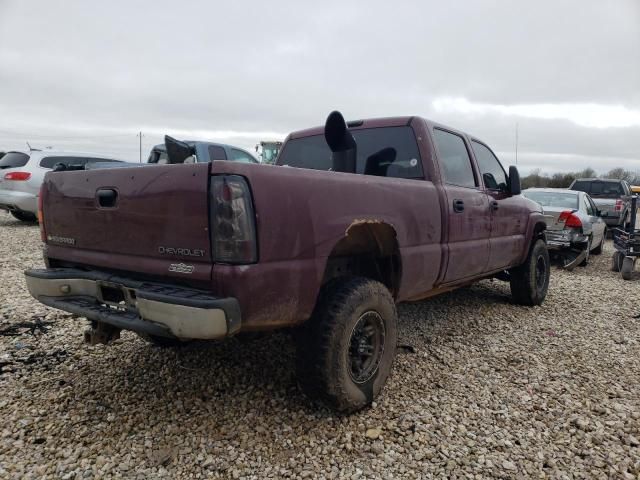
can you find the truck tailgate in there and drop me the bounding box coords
[42,163,212,284]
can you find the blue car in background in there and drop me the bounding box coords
[147,141,259,164]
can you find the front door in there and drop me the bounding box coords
[432,128,491,283]
[470,140,526,271]
[443,186,492,281]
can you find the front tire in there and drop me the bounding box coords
[509,239,550,306]
[10,210,37,223]
[296,277,398,413]
[579,236,592,266]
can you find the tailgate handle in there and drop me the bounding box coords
[97,188,118,208]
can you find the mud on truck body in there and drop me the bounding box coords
[26,111,549,412]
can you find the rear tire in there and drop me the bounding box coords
[591,231,605,255]
[509,239,550,306]
[296,277,398,413]
[621,257,635,280]
[579,236,592,266]
[612,251,624,272]
[10,210,37,223]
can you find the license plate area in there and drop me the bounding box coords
[96,281,137,311]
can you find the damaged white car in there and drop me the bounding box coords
[523,188,607,269]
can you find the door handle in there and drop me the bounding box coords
[97,188,118,208]
[453,199,465,213]
[490,200,499,211]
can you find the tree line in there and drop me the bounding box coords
[521,167,640,189]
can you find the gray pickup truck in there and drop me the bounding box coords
[147,140,258,164]
[570,178,633,228]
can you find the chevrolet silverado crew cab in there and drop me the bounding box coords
[25,111,549,412]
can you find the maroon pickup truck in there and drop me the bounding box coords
[25,112,549,412]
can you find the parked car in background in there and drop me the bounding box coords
[147,140,258,164]
[569,178,633,229]
[0,150,123,222]
[523,188,606,268]
[26,111,549,412]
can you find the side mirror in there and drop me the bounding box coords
[508,166,521,195]
[164,135,195,164]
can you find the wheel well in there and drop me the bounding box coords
[534,221,546,240]
[321,221,401,297]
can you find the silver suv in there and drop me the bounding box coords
[0,150,122,222]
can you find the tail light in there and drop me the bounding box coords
[4,171,31,181]
[38,184,46,242]
[210,175,257,263]
[558,210,582,228]
[615,199,623,212]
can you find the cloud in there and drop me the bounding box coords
[432,98,640,129]
[0,0,638,169]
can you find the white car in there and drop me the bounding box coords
[0,150,123,222]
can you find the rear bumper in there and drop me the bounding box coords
[24,268,241,340]
[545,230,588,249]
[0,189,37,214]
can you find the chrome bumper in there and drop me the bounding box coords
[24,268,241,340]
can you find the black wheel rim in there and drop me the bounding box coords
[348,311,385,384]
[535,255,547,290]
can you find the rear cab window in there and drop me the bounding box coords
[278,126,424,179]
[40,156,88,169]
[571,180,624,198]
[523,191,578,209]
[0,152,30,169]
[39,156,120,170]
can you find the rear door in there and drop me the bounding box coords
[584,194,607,245]
[471,140,527,271]
[432,128,490,282]
[42,163,213,285]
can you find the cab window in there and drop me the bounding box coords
[230,148,256,163]
[471,141,508,190]
[433,129,476,187]
[207,146,227,161]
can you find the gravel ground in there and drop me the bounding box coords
[0,210,639,479]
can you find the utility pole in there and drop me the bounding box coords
[137,131,144,163]
[515,122,519,165]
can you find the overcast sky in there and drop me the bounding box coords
[1,0,639,174]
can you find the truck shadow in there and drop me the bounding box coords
[52,280,515,430]
[0,216,39,228]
